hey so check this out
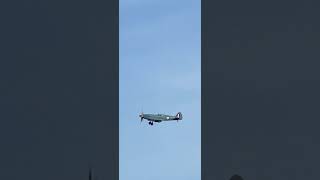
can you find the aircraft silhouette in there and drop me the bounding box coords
[139,112,183,125]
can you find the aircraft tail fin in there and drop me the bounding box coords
[175,112,183,120]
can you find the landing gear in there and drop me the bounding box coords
[148,122,153,125]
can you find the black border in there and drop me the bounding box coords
[0,0,118,179]
[202,0,320,179]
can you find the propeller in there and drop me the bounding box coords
[139,108,144,123]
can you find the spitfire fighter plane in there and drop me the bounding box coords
[139,112,183,125]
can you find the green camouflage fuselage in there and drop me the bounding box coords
[140,112,182,123]
[143,114,176,122]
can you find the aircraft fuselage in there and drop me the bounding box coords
[139,112,182,125]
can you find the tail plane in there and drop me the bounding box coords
[175,112,183,120]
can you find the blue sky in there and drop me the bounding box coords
[119,0,201,180]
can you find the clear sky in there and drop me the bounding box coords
[119,0,201,180]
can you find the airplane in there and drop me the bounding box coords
[139,112,183,125]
